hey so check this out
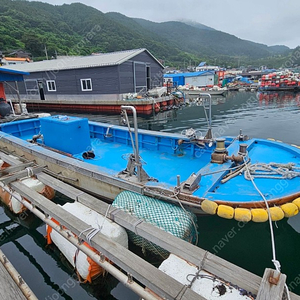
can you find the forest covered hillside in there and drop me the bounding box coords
[0,0,295,68]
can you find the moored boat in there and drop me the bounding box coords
[0,99,300,222]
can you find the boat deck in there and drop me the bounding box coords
[73,137,210,187]
[70,136,300,204]
[2,116,300,206]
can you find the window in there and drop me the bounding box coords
[46,80,56,92]
[80,78,92,91]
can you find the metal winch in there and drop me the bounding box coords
[211,138,248,164]
[211,138,229,164]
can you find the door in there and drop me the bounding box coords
[38,80,45,100]
[133,62,147,93]
[146,66,151,90]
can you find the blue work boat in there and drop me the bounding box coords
[0,95,300,222]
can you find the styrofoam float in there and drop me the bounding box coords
[0,159,55,214]
[157,254,255,299]
[47,201,128,283]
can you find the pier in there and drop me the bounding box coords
[0,150,299,300]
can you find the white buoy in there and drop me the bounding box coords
[158,254,254,299]
[47,202,128,282]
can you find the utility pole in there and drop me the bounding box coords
[44,45,48,60]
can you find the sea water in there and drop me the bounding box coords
[0,91,300,299]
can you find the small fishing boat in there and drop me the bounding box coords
[0,94,300,222]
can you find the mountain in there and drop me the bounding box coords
[268,45,290,55]
[0,0,293,68]
[0,0,190,65]
[132,18,289,59]
[178,20,216,31]
[106,13,293,66]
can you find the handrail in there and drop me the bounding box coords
[199,93,212,139]
[121,105,141,181]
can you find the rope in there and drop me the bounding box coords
[244,162,300,180]
[78,205,112,244]
[243,156,291,300]
[185,272,256,298]
[78,227,100,244]
[98,204,111,232]
[172,189,199,246]
[202,161,249,177]
[186,251,209,290]
[25,167,34,177]
[174,285,188,300]
[132,219,143,235]
[198,250,209,271]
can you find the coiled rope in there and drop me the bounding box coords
[243,156,291,300]
[244,162,300,180]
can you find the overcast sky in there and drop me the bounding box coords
[39,0,299,49]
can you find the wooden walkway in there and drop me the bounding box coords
[0,150,299,300]
[0,249,37,300]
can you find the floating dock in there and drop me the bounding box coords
[0,150,299,300]
[14,96,178,115]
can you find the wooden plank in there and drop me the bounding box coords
[0,162,34,176]
[79,195,262,294]
[0,166,44,185]
[36,172,86,200]
[27,172,300,299]
[10,180,203,300]
[257,268,286,300]
[0,151,24,166]
[0,263,27,300]
[0,138,143,201]
[0,249,36,300]
[36,172,262,295]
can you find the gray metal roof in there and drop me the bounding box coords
[4,48,164,73]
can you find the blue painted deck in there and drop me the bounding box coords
[1,116,300,205]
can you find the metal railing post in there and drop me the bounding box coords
[121,105,141,181]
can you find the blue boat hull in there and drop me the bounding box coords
[0,115,300,220]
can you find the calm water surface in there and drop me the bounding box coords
[1,91,300,299]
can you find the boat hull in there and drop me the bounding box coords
[0,116,300,220]
[258,86,300,92]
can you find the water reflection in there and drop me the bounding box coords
[257,91,300,106]
[287,213,300,234]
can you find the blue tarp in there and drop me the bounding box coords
[235,76,253,84]
[164,71,215,86]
